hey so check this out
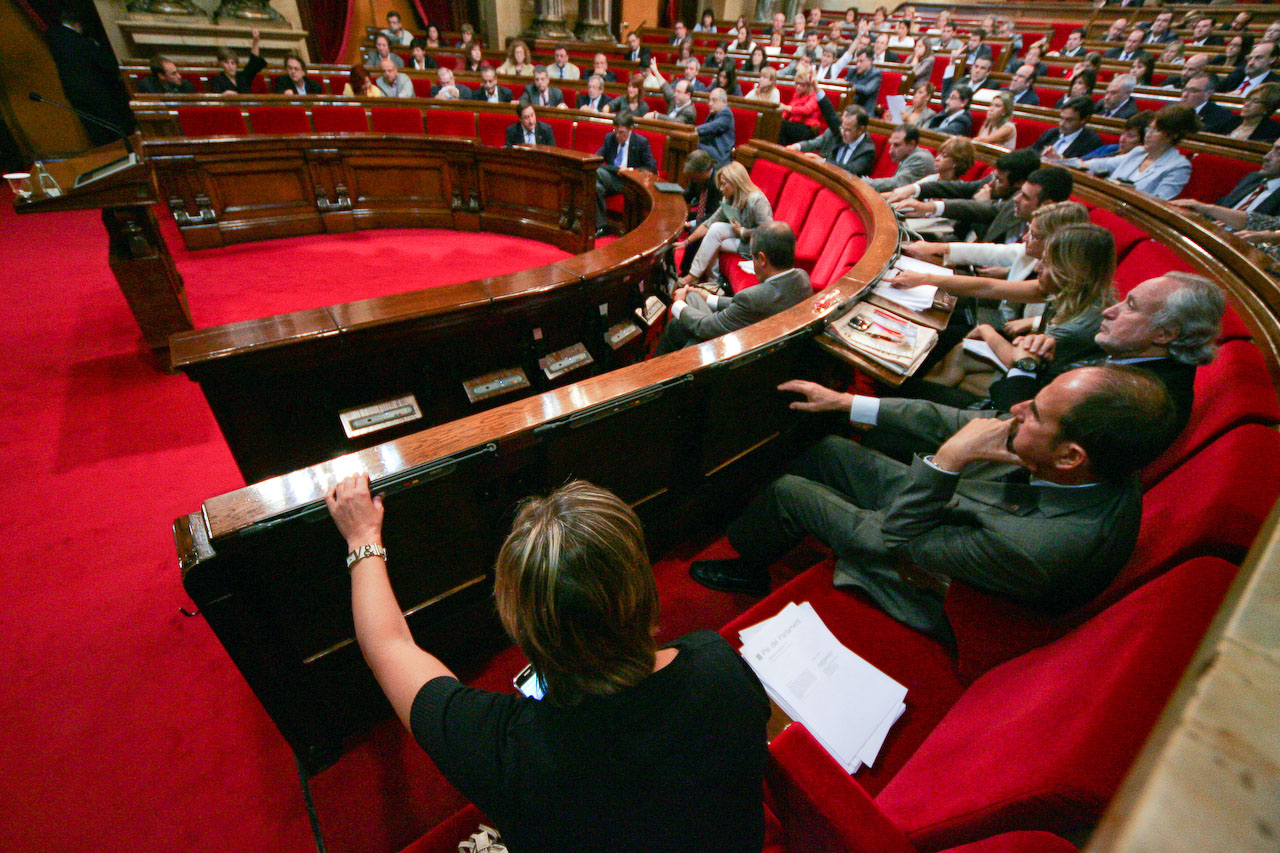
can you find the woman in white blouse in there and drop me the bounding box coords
[745,66,781,104]
[1066,105,1198,200]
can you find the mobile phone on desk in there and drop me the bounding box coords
[513,664,546,700]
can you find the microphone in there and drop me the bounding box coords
[28,92,128,138]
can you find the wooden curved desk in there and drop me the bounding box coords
[152,135,686,483]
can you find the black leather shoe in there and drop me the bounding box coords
[690,558,771,596]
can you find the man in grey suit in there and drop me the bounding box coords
[655,223,811,354]
[696,88,736,166]
[791,103,875,177]
[690,366,1177,639]
[519,67,566,108]
[865,124,937,192]
[649,73,698,125]
[376,59,414,97]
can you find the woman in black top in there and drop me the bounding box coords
[326,476,769,853]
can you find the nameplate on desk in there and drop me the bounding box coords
[463,368,530,403]
[605,321,641,349]
[635,295,666,327]
[339,394,423,438]
[539,343,593,380]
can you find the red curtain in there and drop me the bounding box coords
[307,0,356,64]
[411,0,454,34]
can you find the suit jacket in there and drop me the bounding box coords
[137,75,195,94]
[658,82,698,124]
[978,200,1025,244]
[683,173,723,225]
[1032,126,1104,159]
[1219,68,1280,96]
[918,174,993,200]
[866,147,937,191]
[924,109,972,136]
[1196,100,1237,135]
[669,268,812,345]
[273,75,321,95]
[1218,172,1280,216]
[697,107,736,165]
[208,54,266,95]
[964,44,993,65]
[597,132,657,171]
[1188,36,1224,48]
[470,84,514,103]
[1009,87,1040,107]
[378,74,415,98]
[1222,117,1280,143]
[799,130,876,176]
[519,83,564,108]
[846,67,882,114]
[45,23,135,144]
[1103,47,1148,62]
[624,46,651,66]
[576,92,610,111]
[506,121,556,147]
[1097,96,1137,120]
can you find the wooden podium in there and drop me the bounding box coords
[12,139,192,368]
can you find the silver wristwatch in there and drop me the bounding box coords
[346,543,387,571]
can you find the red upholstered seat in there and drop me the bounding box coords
[177,106,247,136]
[425,109,476,137]
[694,101,710,123]
[749,158,791,206]
[1011,117,1054,150]
[878,556,1239,850]
[637,129,668,177]
[1113,239,1192,295]
[930,55,950,89]
[371,108,426,133]
[962,161,992,182]
[249,74,269,94]
[435,54,459,70]
[811,211,868,291]
[323,74,347,94]
[731,107,759,147]
[573,120,612,155]
[776,83,796,105]
[541,116,572,146]
[1219,303,1252,342]
[870,140,898,179]
[644,95,666,113]
[1181,151,1256,204]
[311,105,369,133]
[1088,208,1146,262]
[879,71,904,114]
[772,172,823,233]
[794,189,847,270]
[476,112,509,147]
[766,725,1078,853]
[1141,340,1280,488]
[411,77,433,97]
[246,106,310,135]
[723,560,965,797]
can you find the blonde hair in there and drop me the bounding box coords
[1031,200,1089,233]
[937,136,975,178]
[494,481,657,708]
[758,66,778,89]
[1041,223,1117,325]
[715,160,760,203]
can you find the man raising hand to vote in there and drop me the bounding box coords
[691,366,1177,640]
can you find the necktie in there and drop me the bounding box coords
[1237,77,1258,97]
[694,186,708,219]
[541,93,547,106]
[837,143,851,165]
[615,143,626,167]
[1234,181,1269,212]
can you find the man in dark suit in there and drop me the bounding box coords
[960,29,993,66]
[1033,97,1104,159]
[670,20,688,46]
[1179,71,1236,135]
[695,88,735,166]
[137,55,195,95]
[677,150,722,275]
[1172,138,1280,223]
[576,76,610,112]
[1220,41,1280,97]
[210,30,265,94]
[594,114,658,229]
[792,102,875,176]
[1188,16,1224,48]
[273,55,320,95]
[1104,29,1148,63]
[623,32,651,67]
[506,103,555,147]
[690,364,1178,641]
[1139,11,1177,45]
[924,86,974,136]
[430,67,470,99]
[656,223,812,354]
[917,166,1071,246]
[1006,64,1040,106]
[470,67,513,103]
[592,53,618,83]
[845,49,882,114]
[519,67,565,108]
[43,9,134,145]
[945,56,995,99]
[1053,28,1088,58]
[1096,74,1139,120]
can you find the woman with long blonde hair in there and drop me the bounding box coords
[676,161,773,288]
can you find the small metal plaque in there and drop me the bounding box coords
[463,368,530,403]
[605,321,641,349]
[338,394,423,439]
[539,343,593,380]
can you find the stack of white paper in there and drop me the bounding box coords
[739,602,907,774]
[874,280,937,312]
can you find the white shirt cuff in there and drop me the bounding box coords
[671,299,687,319]
[1006,367,1037,379]
[930,201,944,216]
[921,454,959,475]
[909,184,922,199]
[848,395,881,425]
[705,294,721,310]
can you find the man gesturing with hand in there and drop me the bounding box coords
[690,366,1177,639]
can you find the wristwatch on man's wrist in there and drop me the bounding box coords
[1010,357,1039,373]
[346,542,387,571]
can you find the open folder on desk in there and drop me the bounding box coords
[739,602,907,774]
[873,255,951,311]
[823,301,938,375]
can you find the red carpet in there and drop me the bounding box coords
[0,191,768,852]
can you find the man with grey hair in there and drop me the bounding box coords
[696,88,736,166]
[1097,74,1138,120]
[430,66,469,99]
[377,58,414,97]
[576,75,609,112]
[990,273,1225,434]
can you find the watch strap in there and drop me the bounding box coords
[346,543,387,570]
